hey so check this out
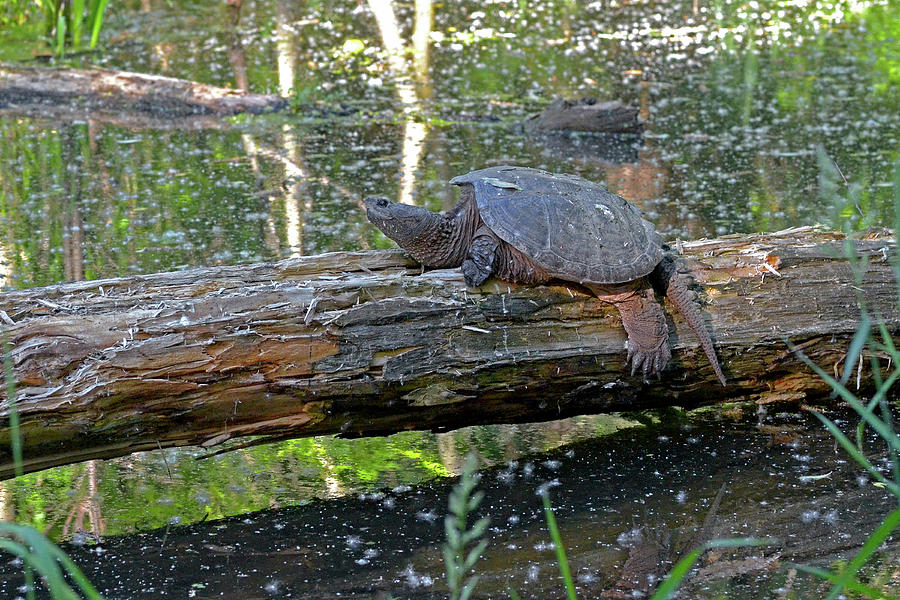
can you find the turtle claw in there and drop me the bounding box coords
[626,342,672,380]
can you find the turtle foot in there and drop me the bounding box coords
[626,341,672,379]
[588,285,672,380]
[462,227,500,287]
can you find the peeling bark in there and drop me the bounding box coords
[0,227,896,478]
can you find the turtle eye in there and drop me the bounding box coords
[376,198,389,208]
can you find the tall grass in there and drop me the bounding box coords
[1,0,30,25]
[8,0,111,55]
[443,453,490,600]
[540,492,577,600]
[1,329,103,599]
[785,152,900,599]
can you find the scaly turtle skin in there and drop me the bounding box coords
[365,165,726,384]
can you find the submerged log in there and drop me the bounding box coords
[524,98,643,133]
[0,63,287,117]
[0,227,896,478]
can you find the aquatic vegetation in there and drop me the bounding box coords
[788,153,900,599]
[0,522,101,600]
[540,493,577,600]
[443,453,489,600]
[0,0,38,26]
[0,0,111,54]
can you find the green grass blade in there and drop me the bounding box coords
[48,544,103,599]
[464,539,488,571]
[873,368,900,406]
[869,352,884,390]
[875,321,900,363]
[795,564,900,599]
[876,400,900,490]
[25,565,35,600]
[55,13,66,55]
[507,587,522,600]
[650,546,703,600]
[1,523,103,599]
[0,539,78,600]
[865,325,900,408]
[541,493,577,600]
[459,575,480,600]
[70,0,84,48]
[811,411,900,495]
[824,507,900,600]
[0,539,58,586]
[39,0,57,34]
[89,0,109,49]
[443,453,487,600]
[790,341,899,447]
[840,314,871,387]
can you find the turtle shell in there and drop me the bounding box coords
[449,166,664,284]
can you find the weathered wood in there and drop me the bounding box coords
[0,227,896,478]
[0,63,287,117]
[524,97,643,133]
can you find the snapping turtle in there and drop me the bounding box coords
[365,166,725,384]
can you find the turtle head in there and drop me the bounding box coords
[364,196,463,268]
[364,196,436,243]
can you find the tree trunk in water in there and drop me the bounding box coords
[524,98,643,133]
[0,227,896,478]
[0,63,287,120]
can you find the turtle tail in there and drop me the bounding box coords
[650,254,727,386]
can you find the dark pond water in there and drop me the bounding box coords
[4,409,900,599]
[2,0,900,597]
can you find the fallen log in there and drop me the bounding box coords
[524,97,643,133]
[0,227,896,478]
[0,63,287,117]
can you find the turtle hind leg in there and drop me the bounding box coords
[650,255,727,386]
[589,285,672,379]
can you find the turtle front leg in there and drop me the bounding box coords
[589,285,671,378]
[462,226,500,287]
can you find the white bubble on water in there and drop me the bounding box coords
[416,509,439,523]
[800,510,820,523]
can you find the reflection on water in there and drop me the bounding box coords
[5,414,640,540]
[3,409,897,599]
[366,0,433,205]
[1,1,897,289]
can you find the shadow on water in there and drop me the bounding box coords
[2,409,897,599]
